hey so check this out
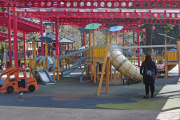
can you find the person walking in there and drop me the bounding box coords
[140,54,157,98]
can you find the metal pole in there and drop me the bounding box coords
[55,19,59,56]
[40,18,44,56]
[144,29,147,52]
[137,29,140,66]
[23,32,26,68]
[13,7,18,67]
[8,7,12,67]
[110,44,177,49]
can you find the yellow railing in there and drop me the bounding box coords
[156,55,164,63]
[142,56,154,62]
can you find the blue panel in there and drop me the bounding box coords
[6,50,14,59]
[24,79,27,88]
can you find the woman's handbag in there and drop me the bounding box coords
[145,64,155,78]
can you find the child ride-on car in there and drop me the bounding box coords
[0,67,39,94]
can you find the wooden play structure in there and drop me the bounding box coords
[0,67,39,94]
[28,38,62,84]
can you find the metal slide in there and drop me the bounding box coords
[36,68,56,85]
[60,57,86,76]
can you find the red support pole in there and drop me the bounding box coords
[23,32,26,68]
[144,29,146,52]
[8,7,12,67]
[40,18,44,56]
[53,25,55,33]
[55,20,59,56]
[13,7,18,67]
[137,29,140,66]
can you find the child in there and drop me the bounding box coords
[157,59,165,71]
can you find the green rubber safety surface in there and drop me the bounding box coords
[96,97,168,110]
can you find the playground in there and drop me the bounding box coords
[1,0,180,119]
[0,66,179,110]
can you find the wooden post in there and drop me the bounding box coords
[97,45,109,96]
[177,41,180,77]
[109,31,111,44]
[89,30,93,80]
[46,55,48,72]
[29,57,31,78]
[121,74,123,83]
[165,35,168,78]
[93,29,96,83]
[106,31,108,45]
[114,70,116,84]
[45,39,47,56]
[110,64,112,81]
[57,55,59,80]
[97,62,99,82]
[109,35,112,82]
[126,43,129,58]
[141,53,145,63]
[106,57,110,93]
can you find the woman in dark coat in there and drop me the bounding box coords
[140,54,157,98]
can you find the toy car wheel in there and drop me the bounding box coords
[28,85,35,92]
[6,86,14,94]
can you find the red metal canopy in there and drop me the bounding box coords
[52,18,180,25]
[0,12,44,34]
[0,32,27,42]
[0,0,180,9]
[16,8,180,19]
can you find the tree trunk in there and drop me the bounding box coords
[146,27,152,55]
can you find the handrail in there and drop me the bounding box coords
[59,62,92,73]
[59,48,90,59]
[112,44,177,49]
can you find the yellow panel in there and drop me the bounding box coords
[95,48,98,57]
[102,48,105,57]
[167,52,178,60]
[31,60,34,68]
[55,59,58,67]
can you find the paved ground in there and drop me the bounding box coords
[0,65,180,120]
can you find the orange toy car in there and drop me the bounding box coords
[0,67,39,94]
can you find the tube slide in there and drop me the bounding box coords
[110,47,143,83]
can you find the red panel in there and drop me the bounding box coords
[15,9,180,20]
[53,18,180,25]
[1,0,180,9]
